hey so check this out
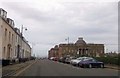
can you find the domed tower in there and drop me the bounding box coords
[75,37,86,45]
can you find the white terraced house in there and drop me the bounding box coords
[0,8,31,65]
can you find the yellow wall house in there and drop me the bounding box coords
[0,8,31,64]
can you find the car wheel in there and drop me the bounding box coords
[80,64,84,68]
[89,64,92,68]
[83,64,85,68]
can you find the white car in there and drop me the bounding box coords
[49,57,55,60]
[70,57,92,66]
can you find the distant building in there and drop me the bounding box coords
[48,37,104,58]
[0,8,31,63]
[48,45,59,58]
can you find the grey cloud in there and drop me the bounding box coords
[2,2,56,22]
[1,1,118,56]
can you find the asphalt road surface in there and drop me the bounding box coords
[17,59,119,76]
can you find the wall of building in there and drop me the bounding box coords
[87,44,104,57]
[0,8,31,62]
[1,17,16,60]
[58,44,78,57]
[48,38,105,58]
[0,18,3,60]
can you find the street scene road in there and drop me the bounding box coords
[16,59,118,76]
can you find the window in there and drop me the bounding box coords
[3,47,5,58]
[16,35,17,42]
[72,50,74,53]
[9,31,11,41]
[5,28,7,40]
[12,34,14,43]
[15,46,17,56]
[0,10,3,16]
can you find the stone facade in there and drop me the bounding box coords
[0,8,31,62]
[48,45,59,58]
[48,37,104,58]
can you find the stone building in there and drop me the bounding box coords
[48,45,59,58]
[48,37,104,58]
[0,8,31,63]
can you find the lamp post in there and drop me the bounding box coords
[21,25,27,36]
[65,37,70,57]
[31,42,36,56]
[65,37,69,44]
[20,25,27,59]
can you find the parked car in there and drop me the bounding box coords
[49,57,55,60]
[70,57,91,66]
[53,57,59,61]
[65,57,76,64]
[58,57,67,63]
[58,57,63,62]
[78,58,104,68]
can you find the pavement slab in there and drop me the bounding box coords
[2,60,35,77]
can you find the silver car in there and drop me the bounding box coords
[70,57,92,66]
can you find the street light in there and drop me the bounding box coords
[31,42,36,56]
[21,25,27,36]
[65,37,69,44]
[20,25,27,59]
[65,37,70,56]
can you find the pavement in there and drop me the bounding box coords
[2,60,36,77]
[105,64,120,70]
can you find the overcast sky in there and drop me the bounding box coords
[0,0,118,57]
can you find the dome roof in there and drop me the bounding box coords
[75,37,86,45]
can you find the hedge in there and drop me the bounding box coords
[94,56,120,66]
